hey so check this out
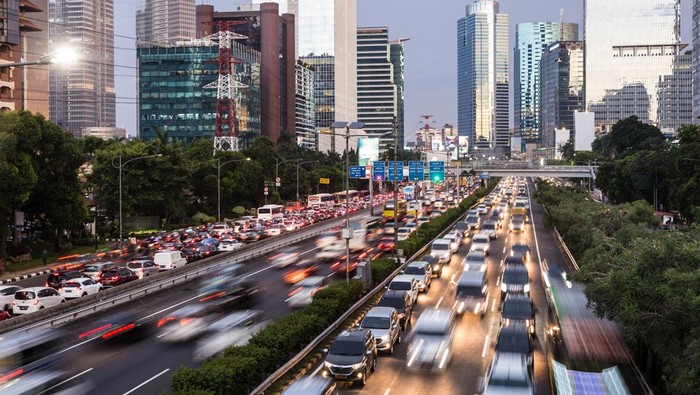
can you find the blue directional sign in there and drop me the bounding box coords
[373,161,386,181]
[349,166,366,179]
[429,161,445,182]
[408,161,424,181]
[387,161,404,182]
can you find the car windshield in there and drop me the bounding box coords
[503,270,528,285]
[83,266,99,272]
[473,236,488,244]
[361,316,391,329]
[457,284,483,297]
[511,245,528,253]
[503,299,533,315]
[496,331,531,354]
[63,282,81,288]
[329,340,364,356]
[483,223,495,230]
[432,243,449,251]
[488,375,529,388]
[389,281,412,291]
[127,262,143,269]
[378,296,405,312]
[398,229,410,234]
[101,271,118,278]
[14,291,36,300]
[404,266,425,275]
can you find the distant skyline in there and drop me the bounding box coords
[112,0,693,142]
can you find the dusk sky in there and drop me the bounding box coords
[113,0,693,141]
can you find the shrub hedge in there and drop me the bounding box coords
[172,179,499,395]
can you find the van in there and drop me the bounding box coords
[454,270,488,317]
[154,250,187,270]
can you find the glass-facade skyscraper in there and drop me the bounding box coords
[457,0,509,151]
[390,39,406,149]
[584,0,684,132]
[136,0,196,47]
[657,51,693,132]
[693,0,700,123]
[515,22,578,145]
[295,60,316,150]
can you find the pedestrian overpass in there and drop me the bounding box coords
[469,163,596,179]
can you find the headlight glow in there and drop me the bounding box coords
[501,283,507,292]
[524,284,530,294]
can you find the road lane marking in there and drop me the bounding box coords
[435,296,444,308]
[491,298,498,312]
[384,389,392,395]
[309,362,324,377]
[58,337,100,354]
[40,368,93,394]
[123,369,170,395]
[502,247,506,254]
[299,246,321,256]
[482,335,490,358]
[139,292,209,321]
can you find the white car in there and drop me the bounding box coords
[12,287,65,315]
[406,308,455,372]
[429,239,453,264]
[0,285,22,311]
[483,352,534,395]
[126,259,160,279]
[402,262,432,292]
[397,227,412,241]
[270,247,301,268]
[470,233,491,255]
[194,310,268,362]
[481,220,500,239]
[266,224,286,237]
[218,240,244,252]
[287,276,327,308]
[59,277,103,299]
[476,204,488,215]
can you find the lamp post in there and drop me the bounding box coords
[295,160,318,203]
[111,153,162,250]
[275,158,302,194]
[217,157,251,222]
[330,121,366,283]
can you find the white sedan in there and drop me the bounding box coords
[59,277,103,299]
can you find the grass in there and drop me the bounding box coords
[1,243,110,274]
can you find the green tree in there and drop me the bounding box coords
[592,116,666,159]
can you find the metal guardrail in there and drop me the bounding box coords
[251,193,490,395]
[0,209,377,335]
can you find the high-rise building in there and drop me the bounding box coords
[254,0,358,153]
[515,22,578,145]
[137,41,261,144]
[194,3,295,146]
[540,41,584,149]
[136,0,196,47]
[584,0,685,132]
[693,0,700,122]
[356,27,405,151]
[457,0,509,152]
[0,0,48,115]
[49,0,115,136]
[657,51,693,133]
[295,60,316,149]
[390,38,406,149]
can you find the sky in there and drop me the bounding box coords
[113,0,693,141]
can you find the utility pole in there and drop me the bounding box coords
[393,116,399,259]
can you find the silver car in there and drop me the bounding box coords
[402,261,432,292]
[359,306,402,354]
[126,258,159,279]
[406,308,455,372]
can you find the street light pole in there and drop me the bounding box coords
[295,160,318,203]
[393,116,399,258]
[217,157,251,222]
[275,158,301,194]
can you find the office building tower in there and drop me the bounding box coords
[136,0,196,47]
[540,41,584,149]
[0,0,48,115]
[356,27,405,151]
[49,0,115,136]
[296,60,316,149]
[457,0,509,152]
[254,0,358,152]
[138,41,261,144]
[390,38,406,149]
[515,22,578,145]
[194,3,295,145]
[657,51,693,133]
[693,0,700,122]
[585,0,685,132]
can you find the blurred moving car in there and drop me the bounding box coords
[12,287,65,315]
[193,310,268,362]
[495,325,534,367]
[82,262,118,281]
[463,252,487,272]
[406,308,455,372]
[510,243,531,262]
[358,306,401,354]
[270,247,301,268]
[281,376,337,395]
[500,265,530,298]
[287,276,327,308]
[483,352,533,395]
[470,233,491,255]
[283,260,320,284]
[59,277,103,299]
[501,293,536,337]
[156,304,219,342]
[454,270,488,317]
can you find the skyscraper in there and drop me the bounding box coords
[254,0,358,152]
[50,0,115,136]
[390,39,407,149]
[657,51,693,132]
[136,0,196,47]
[585,0,685,132]
[457,0,509,152]
[356,27,405,151]
[540,41,584,149]
[693,0,700,122]
[515,22,578,145]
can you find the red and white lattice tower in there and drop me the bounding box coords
[203,22,248,152]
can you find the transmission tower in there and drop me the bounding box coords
[203,21,249,153]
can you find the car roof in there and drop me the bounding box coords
[365,306,396,318]
[458,270,486,285]
[381,290,408,300]
[392,274,416,282]
[337,328,370,340]
[489,352,530,382]
[16,287,51,292]
[414,308,453,333]
[503,264,528,273]
[65,277,93,283]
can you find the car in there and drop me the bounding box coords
[281,376,337,395]
[402,261,432,292]
[465,215,481,230]
[498,202,509,212]
[0,285,22,311]
[358,306,402,354]
[470,233,491,255]
[463,252,487,272]
[443,233,461,252]
[378,237,395,252]
[154,250,187,270]
[455,221,469,237]
[322,328,377,386]
[287,276,327,308]
[82,262,118,281]
[270,247,301,268]
[490,211,503,225]
[193,310,268,362]
[495,325,533,367]
[59,277,103,299]
[510,243,531,262]
[388,275,419,305]
[406,308,455,372]
[377,290,413,331]
[476,204,488,215]
[481,220,499,239]
[509,217,525,233]
[126,258,159,279]
[157,304,219,342]
[12,287,65,315]
[429,239,453,264]
[501,293,536,337]
[397,227,412,241]
[421,255,443,278]
[454,270,488,317]
[483,352,533,395]
[46,270,83,290]
[283,260,320,284]
[502,255,525,267]
[99,267,139,287]
[218,239,244,252]
[500,264,530,298]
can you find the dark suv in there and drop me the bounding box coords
[377,290,413,330]
[322,328,377,386]
[46,270,83,289]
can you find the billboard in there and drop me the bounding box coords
[358,138,380,167]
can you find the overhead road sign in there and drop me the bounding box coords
[429,161,445,182]
[349,166,366,179]
[408,161,424,181]
[373,161,386,181]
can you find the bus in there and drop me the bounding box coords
[333,190,360,204]
[257,204,285,220]
[382,201,407,221]
[308,193,335,207]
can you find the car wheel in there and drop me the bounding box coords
[39,306,45,310]
[388,344,394,355]
[371,358,376,372]
[82,293,87,297]
[60,299,66,303]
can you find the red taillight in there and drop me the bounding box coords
[79,323,112,339]
[0,368,23,383]
[180,318,195,326]
[101,323,136,339]
[157,316,175,328]
[199,291,225,302]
